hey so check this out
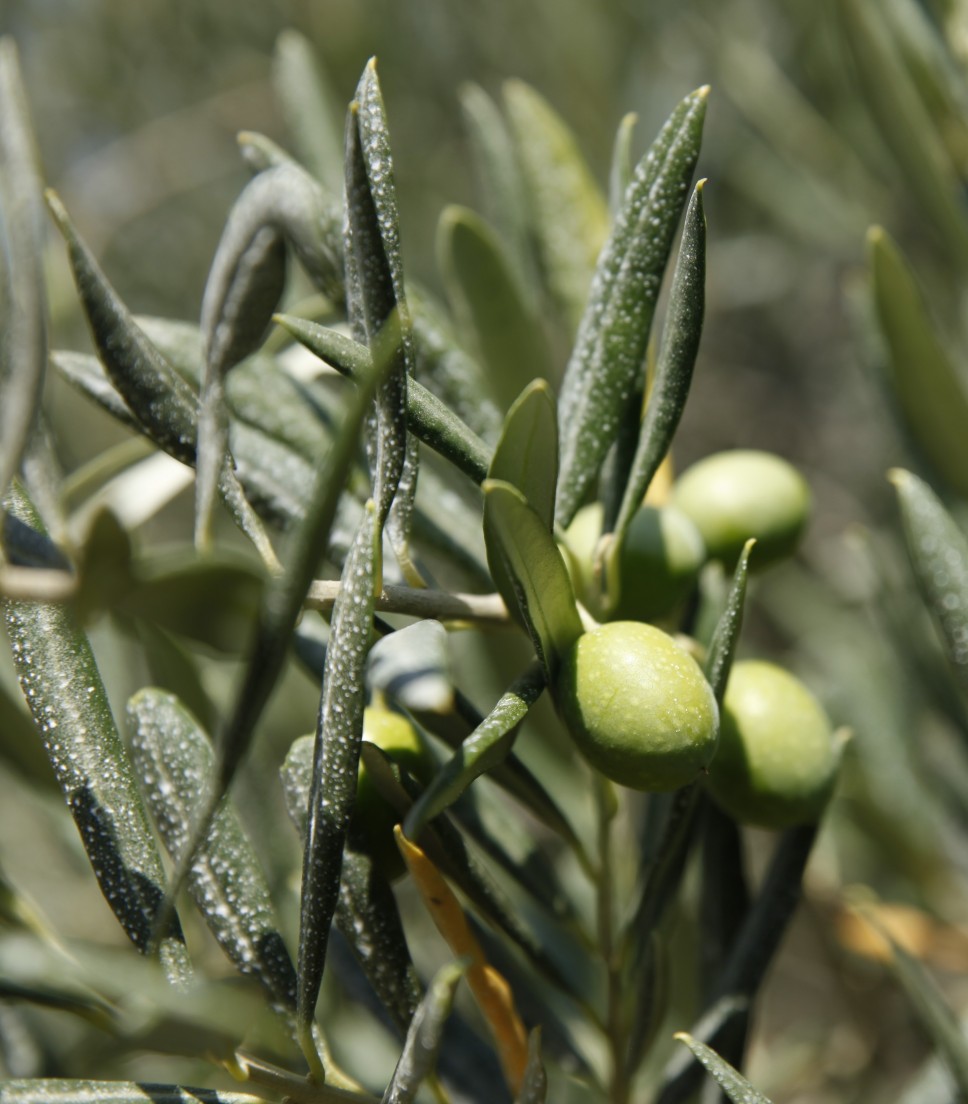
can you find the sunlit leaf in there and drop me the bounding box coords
[555,88,707,527]
[673,1033,774,1104]
[367,620,454,713]
[488,380,558,531]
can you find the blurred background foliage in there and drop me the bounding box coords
[5,0,968,1099]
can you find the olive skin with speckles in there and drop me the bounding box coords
[705,660,838,828]
[554,622,719,791]
[671,449,810,570]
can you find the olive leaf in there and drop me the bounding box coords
[275,314,491,485]
[488,380,558,531]
[890,469,968,693]
[273,29,344,194]
[297,500,382,1052]
[459,82,538,303]
[345,61,419,582]
[673,1034,774,1104]
[656,824,817,1104]
[1,484,191,986]
[870,228,968,497]
[0,38,47,501]
[403,662,546,839]
[382,960,466,1104]
[367,619,454,713]
[513,1027,548,1104]
[281,734,421,1035]
[0,1084,271,1104]
[609,112,637,216]
[44,192,279,572]
[555,87,708,528]
[613,180,706,540]
[503,79,609,334]
[705,539,755,702]
[128,689,298,1014]
[437,206,554,409]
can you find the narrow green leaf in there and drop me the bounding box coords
[438,206,554,410]
[276,314,491,485]
[297,500,381,1045]
[488,380,558,531]
[609,112,637,216]
[128,688,298,1013]
[699,803,751,1004]
[890,469,968,692]
[673,1034,774,1104]
[657,825,817,1103]
[368,620,454,713]
[45,194,278,570]
[0,978,115,1031]
[869,228,968,497]
[346,62,416,573]
[383,960,466,1104]
[555,88,708,527]
[404,662,545,839]
[483,480,582,682]
[459,82,538,303]
[273,30,345,194]
[0,1084,269,1104]
[613,180,706,538]
[282,733,421,1035]
[0,38,47,499]
[1,484,191,985]
[513,1027,548,1104]
[704,539,755,703]
[503,80,609,334]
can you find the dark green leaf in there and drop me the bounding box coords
[0,1083,268,1104]
[282,734,421,1035]
[704,539,755,702]
[128,688,298,1013]
[513,1027,548,1104]
[503,80,609,334]
[555,88,708,527]
[613,180,706,538]
[367,620,454,713]
[438,206,554,410]
[483,480,582,682]
[276,315,491,485]
[383,960,466,1104]
[673,1034,774,1104]
[1,484,191,984]
[488,380,558,531]
[297,501,381,1044]
[890,469,968,692]
[404,662,545,838]
[0,978,115,1031]
[869,229,968,497]
[0,38,47,499]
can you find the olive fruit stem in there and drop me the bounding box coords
[306,579,511,624]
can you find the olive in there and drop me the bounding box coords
[554,621,719,791]
[705,660,838,828]
[670,449,810,569]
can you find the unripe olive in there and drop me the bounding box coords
[564,502,705,622]
[705,660,838,829]
[355,707,429,877]
[670,449,810,569]
[554,621,719,791]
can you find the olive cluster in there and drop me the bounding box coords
[554,449,840,827]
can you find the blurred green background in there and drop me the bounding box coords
[5,0,968,1099]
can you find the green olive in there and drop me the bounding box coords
[355,707,429,877]
[564,502,705,621]
[554,621,719,791]
[705,660,838,829]
[670,449,810,569]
